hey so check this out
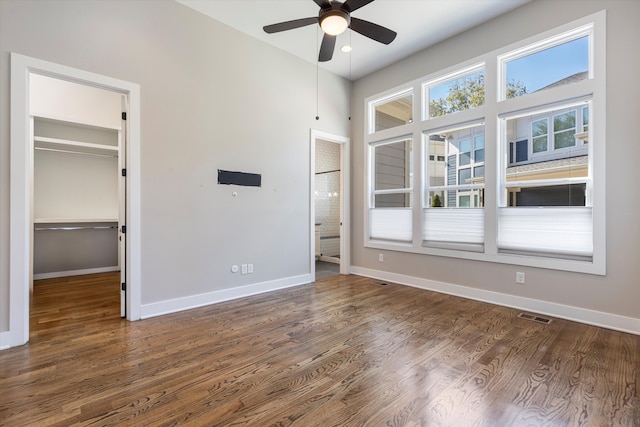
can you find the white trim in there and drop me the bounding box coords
[350,267,640,336]
[310,129,351,276]
[9,54,30,348]
[8,53,142,349]
[33,266,120,281]
[141,274,313,319]
[0,331,10,351]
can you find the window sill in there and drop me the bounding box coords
[365,239,605,275]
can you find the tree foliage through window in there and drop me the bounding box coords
[430,74,527,117]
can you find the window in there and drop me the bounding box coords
[504,104,590,201]
[503,34,589,100]
[532,119,548,153]
[369,138,413,242]
[426,126,485,210]
[582,106,589,132]
[423,125,484,247]
[496,24,597,263]
[553,111,577,149]
[372,139,413,208]
[474,135,485,162]
[499,107,593,260]
[425,65,484,118]
[514,106,588,164]
[365,11,604,274]
[371,91,413,133]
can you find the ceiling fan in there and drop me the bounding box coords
[263,0,397,62]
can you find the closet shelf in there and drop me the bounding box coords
[33,114,121,132]
[34,136,118,156]
[34,218,119,224]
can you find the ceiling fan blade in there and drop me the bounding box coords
[342,0,375,13]
[263,17,317,34]
[349,17,397,44]
[313,0,332,9]
[318,34,336,62]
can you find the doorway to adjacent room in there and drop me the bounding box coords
[310,130,350,280]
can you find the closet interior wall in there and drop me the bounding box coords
[31,74,122,280]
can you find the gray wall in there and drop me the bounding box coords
[350,0,640,320]
[0,0,350,330]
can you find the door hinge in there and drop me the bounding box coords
[121,225,126,234]
[122,168,126,177]
[121,283,126,291]
[122,112,127,120]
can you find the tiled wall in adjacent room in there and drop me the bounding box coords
[315,140,341,258]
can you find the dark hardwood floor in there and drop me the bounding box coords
[1,272,638,426]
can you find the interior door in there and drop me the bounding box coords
[119,97,127,317]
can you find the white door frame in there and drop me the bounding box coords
[310,129,350,277]
[9,53,142,348]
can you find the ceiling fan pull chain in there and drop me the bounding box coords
[316,25,320,120]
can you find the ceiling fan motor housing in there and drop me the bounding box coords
[319,4,351,36]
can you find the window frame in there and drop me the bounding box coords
[364,10,606,275]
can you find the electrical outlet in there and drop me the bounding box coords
[516,272,525,284]
[248,264,253,274]
[241,264,248,275]
[231,265,239,273]
[378,253,384,262]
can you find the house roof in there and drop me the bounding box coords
[535,71,589,92]
[506,154,588,179]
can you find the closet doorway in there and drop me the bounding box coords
[31,74,126,317]
[311,130,350,280]
[9,53,141,348]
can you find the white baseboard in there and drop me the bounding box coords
[350,266,640,336]
[34,266,120,280]
[0,331,11,350]
[141,273,314,319]
[319,256,339,264]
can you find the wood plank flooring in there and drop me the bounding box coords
[1,272,639,426]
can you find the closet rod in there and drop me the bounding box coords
[34,146,118,158]
[34,225,116,231]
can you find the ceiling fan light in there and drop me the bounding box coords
[320,11,350,36]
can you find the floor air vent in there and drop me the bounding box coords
[517,312,552,324]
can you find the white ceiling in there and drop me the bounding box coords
[178,0,530,80]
